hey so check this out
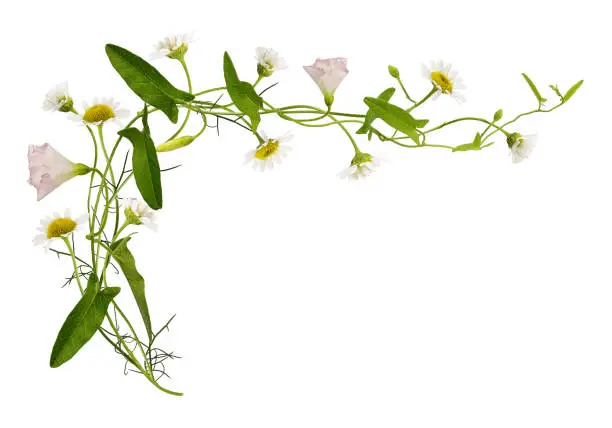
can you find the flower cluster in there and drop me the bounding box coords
[29,32,582,395]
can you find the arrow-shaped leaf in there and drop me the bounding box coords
[223,52,263,130]
[106,44,194,123]
[363,97,428,144]
[357,87,396,135]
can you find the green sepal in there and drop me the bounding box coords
[50,274,120,368]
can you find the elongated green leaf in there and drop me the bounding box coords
[563,80,583,102]
[357,87,396,135]
[363,97,429,144]
[118,111,163,210]
[110,237,153,341]
[453,132,482,152]
[521,73,547,104]
[106,44,194,123]
[50,274,120,368]
[223,52,263,130]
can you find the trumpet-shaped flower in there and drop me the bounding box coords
[69,97,129,126]
[123,198,158,231]
[28,144,90,201]
[256,47,287,77]
[151,32,195,60]
[244,131,293,172]
[33,209,87,249]
[338,152,380,181]
[507,133,537,164]
[422,60,466,102]
[304,58,349,106]
[43,82,73,113]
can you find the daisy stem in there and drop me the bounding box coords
[85,125,99,268]
[166,58,194,142]
[407,86,437,113]
[62,237,84,294]
[98,126,120,239]
[423,117,509,136]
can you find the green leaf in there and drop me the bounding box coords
[105,44,194,123]
[118,110,163,210]
[521,73,547,104]
[563,80,584,103]
[50,274,120,368]
[363,97,428,144]
[549,84,563,99]
[110,237,153,341]
[357,87,396,135]
[223,52,263,130]
[452,132,482,152]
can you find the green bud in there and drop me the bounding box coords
[167,43,188,61]
[506,132,522,149]
[493,109,503,122]
[156,136,196,152]
[324,93,334,108]
[73,163,92,176]
[257,63,274,78]
[388,65,400,79]
[350,151,373,166]
[58,96,74,113]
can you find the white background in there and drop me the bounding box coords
[0,0,609,426]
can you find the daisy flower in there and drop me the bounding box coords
[507,133,537,164]
[256,47,287,77]
[33,209,87,250]
[150,32,195,60]
[244,131,293,172]
[123,198,158,231]
[338,152,380,181]
[70,97,129,127]
[43,81,73,113]
[422,60,466,102]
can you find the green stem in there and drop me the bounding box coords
[407,87,437,113]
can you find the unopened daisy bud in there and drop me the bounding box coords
[43,82,74,113]
[123,198,157,231]
[338,152,380,181]
[256,47,287,78]
[156,135,196,152]
[507,132,537,164]
[493,109,504,122]
[388,65,400,79]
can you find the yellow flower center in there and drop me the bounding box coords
[254,140,279,160]
[46,218,77,239]
[83,104,115,123]
[431,71,453,93]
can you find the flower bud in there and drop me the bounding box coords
[493,109,503,122]
[388,65,400,79]
[156,136,196,152]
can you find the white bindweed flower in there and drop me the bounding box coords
[256,47,287,77]
[43,82,73,113]
[338,152,380,181]
[507,133,537,164]
[33,209,87,250]
[123,198,158,231]
[28,143,90,201]
[244,131,293,172]
[304,57,349,107]
[422,60,466,102]
[151,32,195,60]
[69,97,129,127]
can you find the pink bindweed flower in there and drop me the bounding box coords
[304,58,349,107]
[28,144,90,201]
